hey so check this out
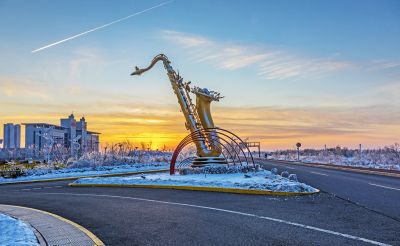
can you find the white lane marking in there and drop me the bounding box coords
[282,166,296,170]
[369,183,400,191]
[38,192,390,246]
[17,185,64,191]
[310,171,329,176]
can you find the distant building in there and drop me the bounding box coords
[3,123,21,149]
[24,123,68,150]
[24,114,100,155]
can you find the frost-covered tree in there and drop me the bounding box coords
[267,143,400,170]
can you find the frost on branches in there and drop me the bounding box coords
[0,148,171,182]
[267,143,400,170]
[69,150,171,168]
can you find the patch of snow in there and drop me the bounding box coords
[73,170,317,193]
[270,154,400,170]
[0,162,169,184]
[0,213,39,246]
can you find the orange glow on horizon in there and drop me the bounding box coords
[1,105,398,151]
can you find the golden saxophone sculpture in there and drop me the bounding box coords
[131,54,223,159]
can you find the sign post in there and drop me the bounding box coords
[296,142,302,161]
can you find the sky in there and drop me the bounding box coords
[0,0,399,150]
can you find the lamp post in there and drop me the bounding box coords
[296,142,302,161]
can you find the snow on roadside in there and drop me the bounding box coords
[73,170,317,193]
[269,155,400,171]
[0,162,169,184]
[0,213,39,246]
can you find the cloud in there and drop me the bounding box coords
[2,99,398,149]
[69,48,99,76]
[64,47,115,77]
[211,104,400,148]
[216,104,400,127]
[161,30,353,80]
[70,103,400,149]
[0,76,50,99]
[0,72,107,105]
[370,59,400,70]
[375,80,400,98]
[33,47,124,79]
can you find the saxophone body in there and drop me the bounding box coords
[131,54,222,159]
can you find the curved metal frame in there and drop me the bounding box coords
[170,128,255,174]
[177,156,196,168]
[176,128,251,163]
[173,133,235,169]
[175,131,240,166]
[215,127,255,165]
[172,130,241,169]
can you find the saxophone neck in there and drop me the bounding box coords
[130,54,174,76]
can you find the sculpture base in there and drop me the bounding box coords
[191,157,228,167]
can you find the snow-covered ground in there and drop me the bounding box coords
[0,213,39,246]
[300,156,400,170]
[0,162,169,184]
[266,144,400,171]
[73,170,317,193]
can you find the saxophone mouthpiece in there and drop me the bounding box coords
[131,66,141,76]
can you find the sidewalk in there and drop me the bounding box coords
[0,204,104,246]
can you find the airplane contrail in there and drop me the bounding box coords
[32,0,174,53]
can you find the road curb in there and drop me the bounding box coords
[0,168,169,185]
[258,159,400,178]
[69,183,320,196]
[0,204,105,246]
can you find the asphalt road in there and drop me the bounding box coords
[0,165,399,245]
[257,159,400,221]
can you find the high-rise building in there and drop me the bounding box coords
[24,123,67,151]
[3,123,21,149]
[24,114,100,155]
